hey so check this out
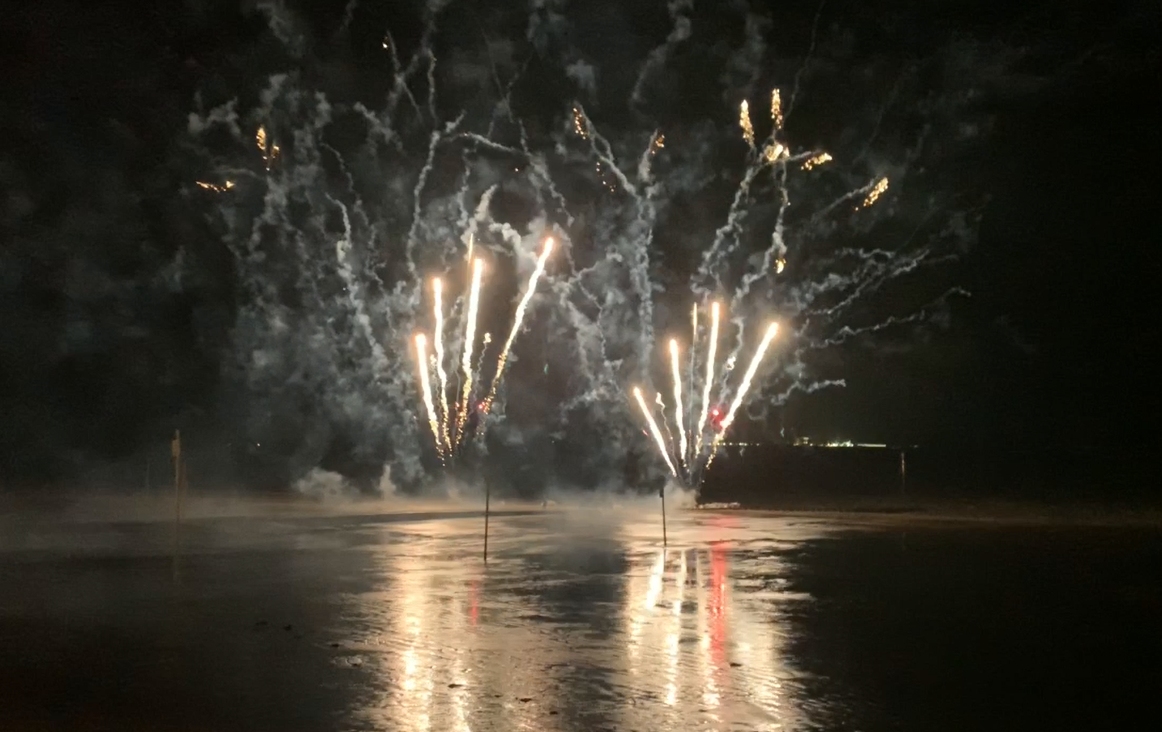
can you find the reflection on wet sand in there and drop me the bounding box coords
[344,515,807,731]
[620,542,799,730]
[358,523,483,731]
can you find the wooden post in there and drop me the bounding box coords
[660,485,668,547]
[483,478,491,563]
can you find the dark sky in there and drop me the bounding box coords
[1,0,1158,487]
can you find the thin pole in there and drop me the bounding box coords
[660,485,668,547]
[171,430,182,581]
[900,449,907,497]
[483,479,491,563]
[172,430,182,525]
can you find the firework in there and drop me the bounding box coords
[687,304,697,461]
[413,236,555,459]
[862,176,889,208]
[739,100,755,147]
[414,334,442,457]
[195,180,235,193]
[455,258,484,446]
[762,142,787,164]
[718,322,779,434]
[188,9,960,500]
[572,106,588,139]
[631,306,780,486]
[432,278,451,453]
[694,301,720,458]
[669,339,688,466]
[770,88,784,130]
[256,126,280,170]
[633,387,678,478]
[801,152,832,170]
[480,238,555,417]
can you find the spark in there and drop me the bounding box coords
[762,143,787,164]
[770,88,784,130]
[256,125,279,170]
[695,301,720,458]
[739,100,755,147]
[688,303,698,463]
[775,258,786,274]
[472,332,492,407]
[432,278,451,453]
[802,152,832,170]
[195,180,234,192]
[480,237,555,417]
[652,134,665,152]
[414,334,442,457]
[633,387,678,478]
[572,106,588,139]
[382,35,390,50]
[455,258,484,445]
[717,322,780,435]
[669,339,688,466]
[862,177,889,208]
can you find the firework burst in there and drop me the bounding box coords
[632,303,780,487]
[413,238,555,462]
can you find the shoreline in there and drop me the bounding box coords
[693,499,1162,529]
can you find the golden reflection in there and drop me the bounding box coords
[359,523,484,732]
[618,538,800,730]
[394,547,434,731]
[346,517,802,731]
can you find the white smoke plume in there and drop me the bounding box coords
[186,1,994,495]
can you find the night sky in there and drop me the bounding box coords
[1,0,1158,488]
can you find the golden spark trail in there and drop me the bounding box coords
[256,126,279,170]
[480,238,555,416]
[694,301,721,457]
[195,180,234,192]
[862,177,889,208]
[770,88,784,130]
[739,100,755,147]
[802,152,832,170]
[654,391,673,447]
[455,258,484,445]
[634,387,678,478]
[431,278,451,453]
[572,106,588,139]
[669,339,688,467]
[687,304,697,463]
[762,142,787,164]
[718,322,780,435]
[414,334,442,456]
